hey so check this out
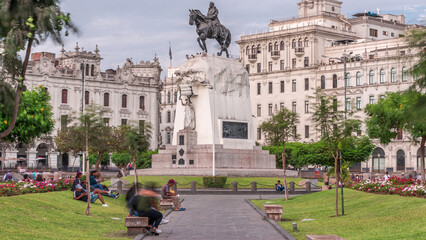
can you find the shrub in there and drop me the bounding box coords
[202,176,227,188]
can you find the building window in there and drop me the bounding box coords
[298,38,303,48]
[369,70,375,84]
[174,91,178,103]
[257,83,261,95]
[304,57,309,67]
[321,75,325,89]
[268,42,272,52]
[280,81,285,93]
[292,101,296,113]
[167,91,171,103]
[167,132,171,144]
[274,42,279,51]
[61,89,68,104]
[292,39,296,48]
[246,64,250,74]
[332,6,335,11]
[369,28,378,37]
[268,82,273,94]
[383,31,388,36]
[257,63,261,73]
[280,102,284,110]
[246,46,250,56]
[179,135,184,145]
[103,118,109,126]
[257,44,261,54]
[369,96,374,104]
[139,96,145,110]
[292,58,296,69]
[85,91,89,105]
[280,60,284,70]
[60,115,68,130]
[304,37,309,47]
[167,111,171,123]
[380,69,385,83]
[257,104,261,117]
[257,128,261,140]
[391,68,396,82]
[85,64,89,76]
[346,73,351,87]
[305,101,309,113]
[122,94,127,108]
[104,93,109,107]
[356,97,361,110]
[268,61,272,72]
[304,78,309,90]
[293,126,297,137]
[280,41,285,50]
[121,119,127,126]
[346,98,351,111]
[305,125,309,138]
[391,32,395,37]
[292,79,296,92]
[356,72,361,86]
[91,65,94,76]
[268,104,273,116]
[333,74,337,88]
[402,67,408,82]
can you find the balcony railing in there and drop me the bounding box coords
[295,48,304,56]
[248,54,257,63]
[271,51,280,60]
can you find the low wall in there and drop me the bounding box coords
[135,168,298,177]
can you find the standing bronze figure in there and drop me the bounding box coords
[189,2,231,58]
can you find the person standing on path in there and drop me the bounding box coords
[161,179,184,211]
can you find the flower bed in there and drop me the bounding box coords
[0,179,73,197]
[345,176,425,197]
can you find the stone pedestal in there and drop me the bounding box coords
[263,204,283,221]
[48,152,59,170]
[27,151,37,169]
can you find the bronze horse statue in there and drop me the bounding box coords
[189,9,231,58]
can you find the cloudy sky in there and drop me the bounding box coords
[32,0,425,78]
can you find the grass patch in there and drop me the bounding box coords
[252,189,426,240]
[0,191,131,239]
[103,176,321,189]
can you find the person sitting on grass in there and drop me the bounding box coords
[161,179,185,211]
[71,172,82,191]
[73,184,110,207]
[275,180,285,193]
[89,170,120,199]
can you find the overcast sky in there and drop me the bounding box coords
[31,0,425,78]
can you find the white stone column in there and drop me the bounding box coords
[27,150,37,169]
[69,155,81,171]
[48,151,59,170]
[5,150,18,168]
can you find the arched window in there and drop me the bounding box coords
[85,64,89,76]
[246,46,250,55]
[369,70,375,84]
[139,96,145,110]
[380,69,385,83]
[332,74,337,88]
[372,147,385,172]
[91,65,94,76]
[251,45,256,54]
[257,44,261,54]
[321,75,325,89]
[402,67,408,81]
[292,39,296,49]
[274,42,278,51]
[61,89,68,104]
[174,91,178,103]
[280,41,285,50]
[268,42,273,52]
[122,94,127,108]
[167,132,171,144]
[85,91,89,105]
[397,149,405,171]
[391,68,396,82]
[104,93,109,107]
[304,37,309,47]
[346,73,351,87]
[298,38,303,48]
[356,71,361,86]
[167,91,171,103]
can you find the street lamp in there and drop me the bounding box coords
[322,51,353,216]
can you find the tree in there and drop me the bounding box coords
[111,152,131,177]
[408,28,426,90]
[0,0,76,140]
[311,90,362,216]
[259,107,299,200]
[366,91,426,184]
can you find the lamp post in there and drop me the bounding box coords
[322,51,353,216]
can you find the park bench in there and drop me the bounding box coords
[160,198,174,210]
[263,204,283,221]
[125,216,149,235]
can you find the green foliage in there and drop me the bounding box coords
[202,176,227,188]
[408,28,426,90]
[259,107,300,145]
[136,149,158,169]
[0,85,53,143]
[88,153,109,167]
[110,152,131,168]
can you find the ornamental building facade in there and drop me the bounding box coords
[1,43,162,170]
[236,0,424,173]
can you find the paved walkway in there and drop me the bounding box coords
[144,195,287,240]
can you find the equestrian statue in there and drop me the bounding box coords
[189,2,231,58]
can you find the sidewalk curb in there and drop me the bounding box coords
[245,199,296,240]
[134,198,185,240]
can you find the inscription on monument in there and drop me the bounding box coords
[222,121,248,139]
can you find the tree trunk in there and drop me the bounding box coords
[283,142,289,200]
[133,153,138,196]
[421,136,425,185]
[0,39,34,139]
[95,152,103,172]
[334,150,339,217]
[84,121,91,215]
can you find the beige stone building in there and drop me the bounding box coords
[1,43,162,170]
[159,67,178,148]
[236,0,424,173]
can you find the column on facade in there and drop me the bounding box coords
[49,151,59,170]
[5,150,18,168]
[27,150,37,169]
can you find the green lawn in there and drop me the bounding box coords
[0,191,131,240]
[252,189,426,240]
[103,176,321,189]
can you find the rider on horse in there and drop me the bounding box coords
[207,2,221,39]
